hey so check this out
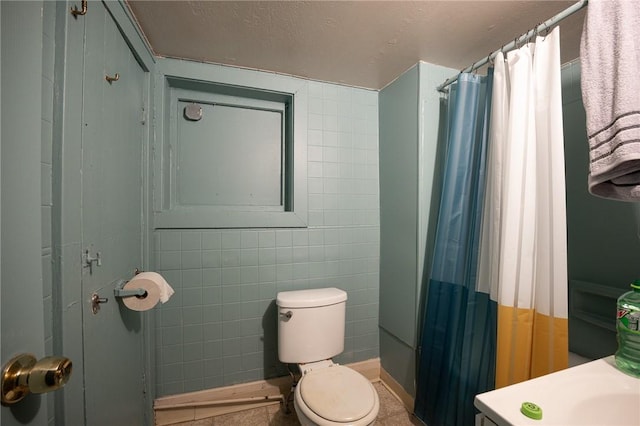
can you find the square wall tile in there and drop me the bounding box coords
[181,231,201,250]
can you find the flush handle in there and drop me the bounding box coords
[280,311,292,321]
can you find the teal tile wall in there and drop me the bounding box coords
[154,77,380,396]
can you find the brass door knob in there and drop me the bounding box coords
[1,354,73,405]
[28,356,73,394]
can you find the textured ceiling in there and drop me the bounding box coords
[126,1,586,90]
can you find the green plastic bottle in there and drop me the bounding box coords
[615,280,640,377]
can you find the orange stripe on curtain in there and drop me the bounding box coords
[496,305,534,388]
[531,312,568,378]
[496,305,568,388]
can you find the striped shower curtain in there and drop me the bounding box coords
[415,27,568,426]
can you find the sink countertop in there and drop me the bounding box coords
[475,356,640,426]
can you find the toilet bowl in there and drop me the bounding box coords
[276,288,380,426]
[294,362,379,426]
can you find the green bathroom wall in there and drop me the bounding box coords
[378,62,455,397]
[41,2,57,423]
[561,60,640,359]
[153,60,309,229]
[1,1,48,424]
[52,1,155,424]
[379,65,420,347]
[152,60,380,396]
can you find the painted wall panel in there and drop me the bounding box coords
[379,65,419,347]
[153,60,308,229]
[379,327,416,397]
[41,2,57,423]
[378,61,455,397]
[78,3,148,424]
[56,2,87,423]
[153,73,380,396]
[1,1,47,424]
[176,102,283,207]
[562,60,640,359]
[55,1,156,424]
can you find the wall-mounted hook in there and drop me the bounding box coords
[105,73,120,84]
[91,293,109,315]
[83,249,102,274]
[70,0,87,17]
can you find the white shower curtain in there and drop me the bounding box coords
[478,27,569,388]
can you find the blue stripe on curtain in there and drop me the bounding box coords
[415,72,497,426]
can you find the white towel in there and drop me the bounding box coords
[580,0,640,200]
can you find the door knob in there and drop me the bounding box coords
[1,354,72,405]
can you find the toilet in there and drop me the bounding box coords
[277,287,379,426]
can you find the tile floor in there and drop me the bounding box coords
[172,382,422,426]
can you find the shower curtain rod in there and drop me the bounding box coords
[437,0,588,93]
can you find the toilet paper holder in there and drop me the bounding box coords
[113,279,147,298]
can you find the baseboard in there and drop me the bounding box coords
[154,358,381,425]
[380,367,415,413]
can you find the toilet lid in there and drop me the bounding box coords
[299,365,375,422]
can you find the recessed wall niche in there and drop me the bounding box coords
[154,72,308,229]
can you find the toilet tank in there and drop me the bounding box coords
[277,288,347,364]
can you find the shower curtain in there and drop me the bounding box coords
[415,27,568,426]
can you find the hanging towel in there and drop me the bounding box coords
[580,0,640,200]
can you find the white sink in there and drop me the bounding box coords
[475,356,640,425]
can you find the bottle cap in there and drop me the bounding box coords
[631,280,640,290]
[520,402,542,420]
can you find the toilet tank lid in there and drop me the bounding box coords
[276,288,347,308]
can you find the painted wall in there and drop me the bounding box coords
[378,65,419,397]
[53,2,157,424]
[561,60,640,359]
[41,2,57,424]
[153,62,380,396]
[1,1,49,424]
[378,62,455,397]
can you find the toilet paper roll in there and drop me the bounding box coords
[121,272,173,311]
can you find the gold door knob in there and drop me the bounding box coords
[1,354,73,405]
[28,356,73,394]
[0,354,34,405]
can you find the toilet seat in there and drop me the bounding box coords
[295,364,378,425]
